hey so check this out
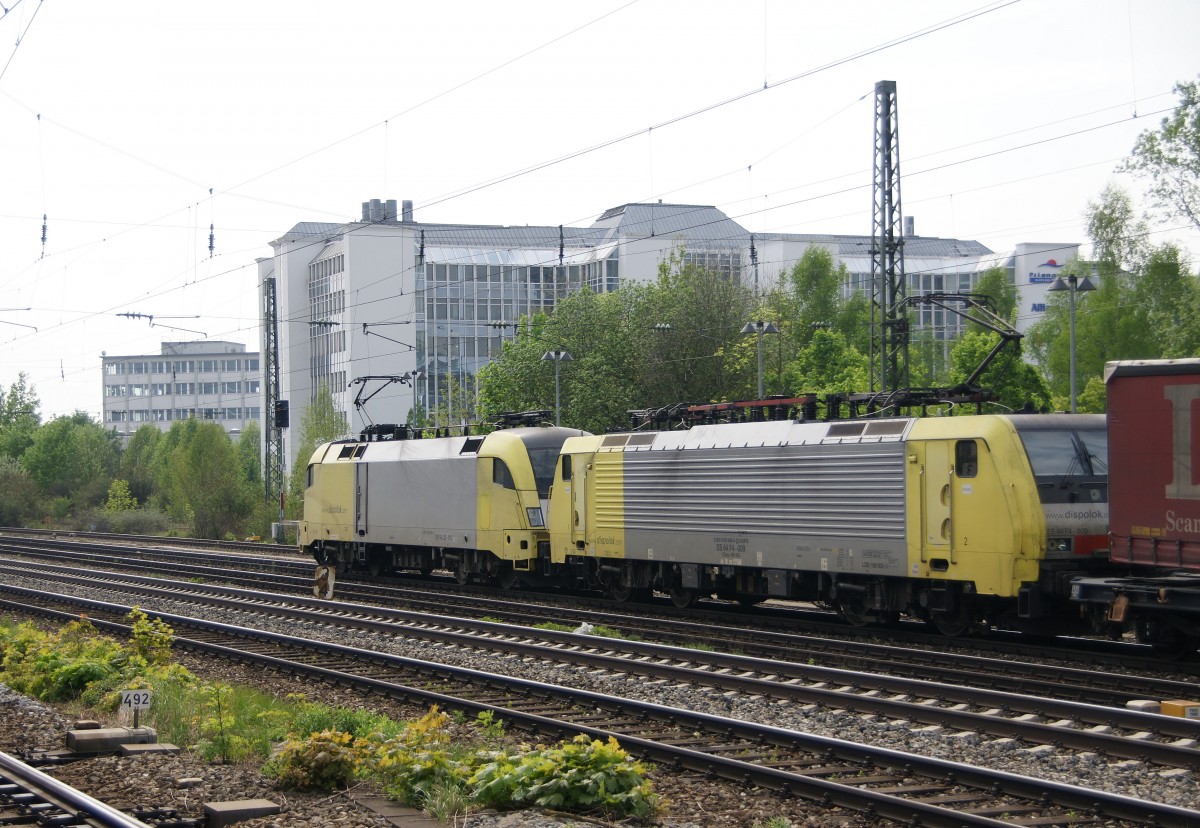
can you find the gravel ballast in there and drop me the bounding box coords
[1,572,1196,826]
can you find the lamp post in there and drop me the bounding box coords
[1047,272,1096,413]
[541,349,572,426]
[740,320,780,399]
[405,369,425,424]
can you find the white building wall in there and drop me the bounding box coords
[1011,242,1081,333]
[344,223,419,432]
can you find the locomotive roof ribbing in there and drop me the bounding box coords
[596,418,916,452]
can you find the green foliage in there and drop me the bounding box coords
[290,702,404,741]
[0,456,39,526]
[470,734,657,820]
[0,372,41,461]
[368,707,461,805]
[1026,184,1200,400]
[1076,375,1108,414]
[126,608,173,665]
[1122,77,1200,233]
[949,332,1051,414]
[784,246,849,345]
[236,420,262,487]
[104,479,138,513]
[193,683,258,763]
[973,266,1018,325]
[150,419,257,539]
[784,329,869,397]
[119,425,162,505]
[266,729,368,791]
[20,412,119,511]
[0,619,125,702]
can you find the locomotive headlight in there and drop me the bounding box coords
[526,507,545,528]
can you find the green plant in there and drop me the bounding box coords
[368,707,464,805]
[422,777,472,821]
[192,683,254,762]
[471,735,658,820]
[291,703,403,741]
[752,819,795,828]
[266,729,367,791]
[126,608,174,666]
[473,710,505,741]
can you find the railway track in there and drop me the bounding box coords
[0,749,150,828]
[2,534,1196,700]
[3,560,1200,770]
[2,584,1198,827]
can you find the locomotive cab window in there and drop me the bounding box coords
[492,459,516,490]
[306,464,314,488]
[561,454,572,482]
[955,440,978,478]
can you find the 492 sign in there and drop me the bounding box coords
[120,689,152,711]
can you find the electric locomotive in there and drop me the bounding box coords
[545,413,1108,635]
[300,420,587,590]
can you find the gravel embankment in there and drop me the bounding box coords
[2,572,1196,825]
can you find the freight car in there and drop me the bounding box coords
[1072,359,1200,657]
[302,411,1109,638]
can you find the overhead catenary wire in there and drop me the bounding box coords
[3,1,1183,415]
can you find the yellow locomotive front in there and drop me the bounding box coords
[301,424,584,590]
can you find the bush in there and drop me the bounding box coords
[471,735,657,820]
[266,729,368,791]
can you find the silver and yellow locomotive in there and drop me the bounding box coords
[301,412,1108,635]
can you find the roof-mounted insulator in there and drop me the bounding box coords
[40,214,47,257]
[208,223,215,259]
[559,225,564,266]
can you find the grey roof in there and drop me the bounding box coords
[592,203,748,247]
[272,204,993,263]
[415,223,603,251]
[759,231,992,258]
[275,222,343,244]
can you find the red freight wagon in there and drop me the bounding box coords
[1106,359,1200,570]
[1071,359,1200,657]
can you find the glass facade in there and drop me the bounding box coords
[308,251,347,405]
[415,254,607,413]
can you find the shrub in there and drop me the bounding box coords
[471,735,657,820]
[266,729,367,791]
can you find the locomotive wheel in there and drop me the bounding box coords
[495,564,518,590]
[836,598,871,627]
[930,610,969,637]
[668,587,697,608]
[608,582,633,602]
[454,566,471,585]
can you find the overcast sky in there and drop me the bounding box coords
[2,0,1198,421]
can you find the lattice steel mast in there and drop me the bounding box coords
[262,275,284,534]
[870,80,909,393]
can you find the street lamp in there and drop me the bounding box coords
[405,369,425,424]
[541,349,572,426]
[1047,272,1096,413]
[740,320,780,399]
